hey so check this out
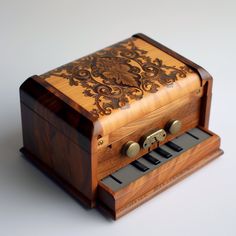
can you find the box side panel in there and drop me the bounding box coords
[20,76,93,152]
[199,79,212,128]
[20,102,96,204]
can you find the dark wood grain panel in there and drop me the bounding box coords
[20,76,93,152]
[20,103,96,205]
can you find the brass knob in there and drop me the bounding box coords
[167,120,182,134]
[122,141,140,158]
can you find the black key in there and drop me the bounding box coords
[131,160,149,172]
[155,147,172,159]
[110,175,122,184]
[143,154,161,165]
[166,141,183,152]
[186,132,199,140]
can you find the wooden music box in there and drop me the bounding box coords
[20,33,223,219]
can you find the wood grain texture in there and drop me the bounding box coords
[37,36,201,137]
[98,148,223,220]
[20,103,97,206]
[20,147,94,208]
[133,33,213,128]
[98,129,223,219]
[108,89,199,142]
[20,76,94,152]
[19,33,222,219]
[97,89,202,180]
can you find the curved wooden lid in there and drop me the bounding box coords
[39,35,201,136]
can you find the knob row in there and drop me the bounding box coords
[122,120,182,158]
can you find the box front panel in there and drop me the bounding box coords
[96,89,203,180]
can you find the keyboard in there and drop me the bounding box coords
[101,128,211,191]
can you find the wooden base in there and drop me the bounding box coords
[20,147,95,208]
[20,132,223,220]
[98,148,223,220]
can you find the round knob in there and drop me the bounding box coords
[122,141,140,158]
[167,120,182,134]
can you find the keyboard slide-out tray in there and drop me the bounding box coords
[98,127,223,219]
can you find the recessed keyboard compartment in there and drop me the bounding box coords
[98,127,222,219]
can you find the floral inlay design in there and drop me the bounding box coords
[41,38,192,118]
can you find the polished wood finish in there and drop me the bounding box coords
[20,76,93,151]
[41,37,201,137]
[97,129,223,219]
[20,147,93,207]
[133,33,213,128]
[19,33,223,219]
[97,89,202,180]
[99,149,223,219]
[20,103,97,206]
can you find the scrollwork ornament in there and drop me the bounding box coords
[41,38,193,118]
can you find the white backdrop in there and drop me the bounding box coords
[0,0,235,235]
